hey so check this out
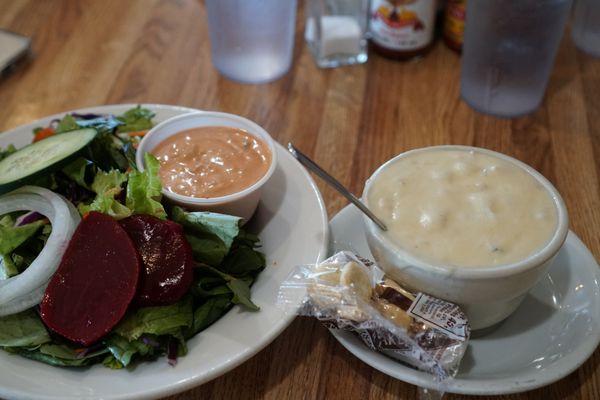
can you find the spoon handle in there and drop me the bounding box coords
[287,143,387,231]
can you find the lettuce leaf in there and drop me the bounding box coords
[5,348,91,367]
[114,296,193,341]
[75,153,166,219]
[0,221,51,279]
[39,343,108,360]
[78,170,131,219]
[0,144,16,161]
[104,335,154,368]
[0,220,45,255]
[6,343,108,367]
[125,153,166,219]
[55,115,79,134]
[171,207,241,266]
[172,207,241,249]
[0,310,50,347]
[0,219,46,279]
[116,106,155,133]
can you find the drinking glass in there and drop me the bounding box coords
[460,0,573,118]
[206,0,297,84]
[572,0,600,57]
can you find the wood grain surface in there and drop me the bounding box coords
[0,1,598,399]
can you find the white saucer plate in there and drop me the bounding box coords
[329,205,600,395]
[0,104,329,400]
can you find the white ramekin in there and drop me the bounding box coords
[362,145,569,330]
[136,111,277,222]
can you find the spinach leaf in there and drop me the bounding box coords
[234,230,261,248]
[185,234,228,267]
[74,115,128,171]
[191,295,232,334]
[196,265,259,311]
[114,296,193,341]
[116,106,155,133]
[87,133,130,172]
[171,207,242,266]
[122,141,138,170]
[192,283,232,299]
[227,278,259,311]
[219,246,266,277]
[0,310,50,347]
[61,158,95,190]
[125,153,166,219]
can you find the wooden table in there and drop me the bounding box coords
[0,1,598,399]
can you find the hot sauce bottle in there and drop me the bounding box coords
[443,0,466,52]
[369,0,437,60]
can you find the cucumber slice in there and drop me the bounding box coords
[0,128,97,194]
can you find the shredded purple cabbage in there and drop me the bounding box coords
[49,119,61,129]
[167,338,178,366]
[71,112,108,120]
[15,211,45,226]
[75,342,105,359]
[141,336,160,348]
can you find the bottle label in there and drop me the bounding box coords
[370,0,436,51]
[443,0,466,47]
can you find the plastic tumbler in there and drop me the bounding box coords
[460,0,573,118]
[205,0,297,84]
[572,0,600,57]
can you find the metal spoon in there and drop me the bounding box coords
[287,143,388,231]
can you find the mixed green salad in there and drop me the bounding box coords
[0,107,265,369]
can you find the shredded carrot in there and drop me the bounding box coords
[127,130,148,137]
[33,127,55,142]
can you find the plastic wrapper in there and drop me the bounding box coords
[278,251,470,394]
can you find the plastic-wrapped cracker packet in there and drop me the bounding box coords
[277,251,470,395]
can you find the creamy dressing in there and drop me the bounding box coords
[152,127,272,198]
[368,149,558,267]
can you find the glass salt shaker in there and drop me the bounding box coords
[305,0,369,68]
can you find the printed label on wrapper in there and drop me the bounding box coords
[408,293,469,341]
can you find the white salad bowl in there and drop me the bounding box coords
[362,145,570,330]
[0,104,329,400]
[136,111,277,222]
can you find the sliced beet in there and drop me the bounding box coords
[40,211,140,346]
[119,214,194,307]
